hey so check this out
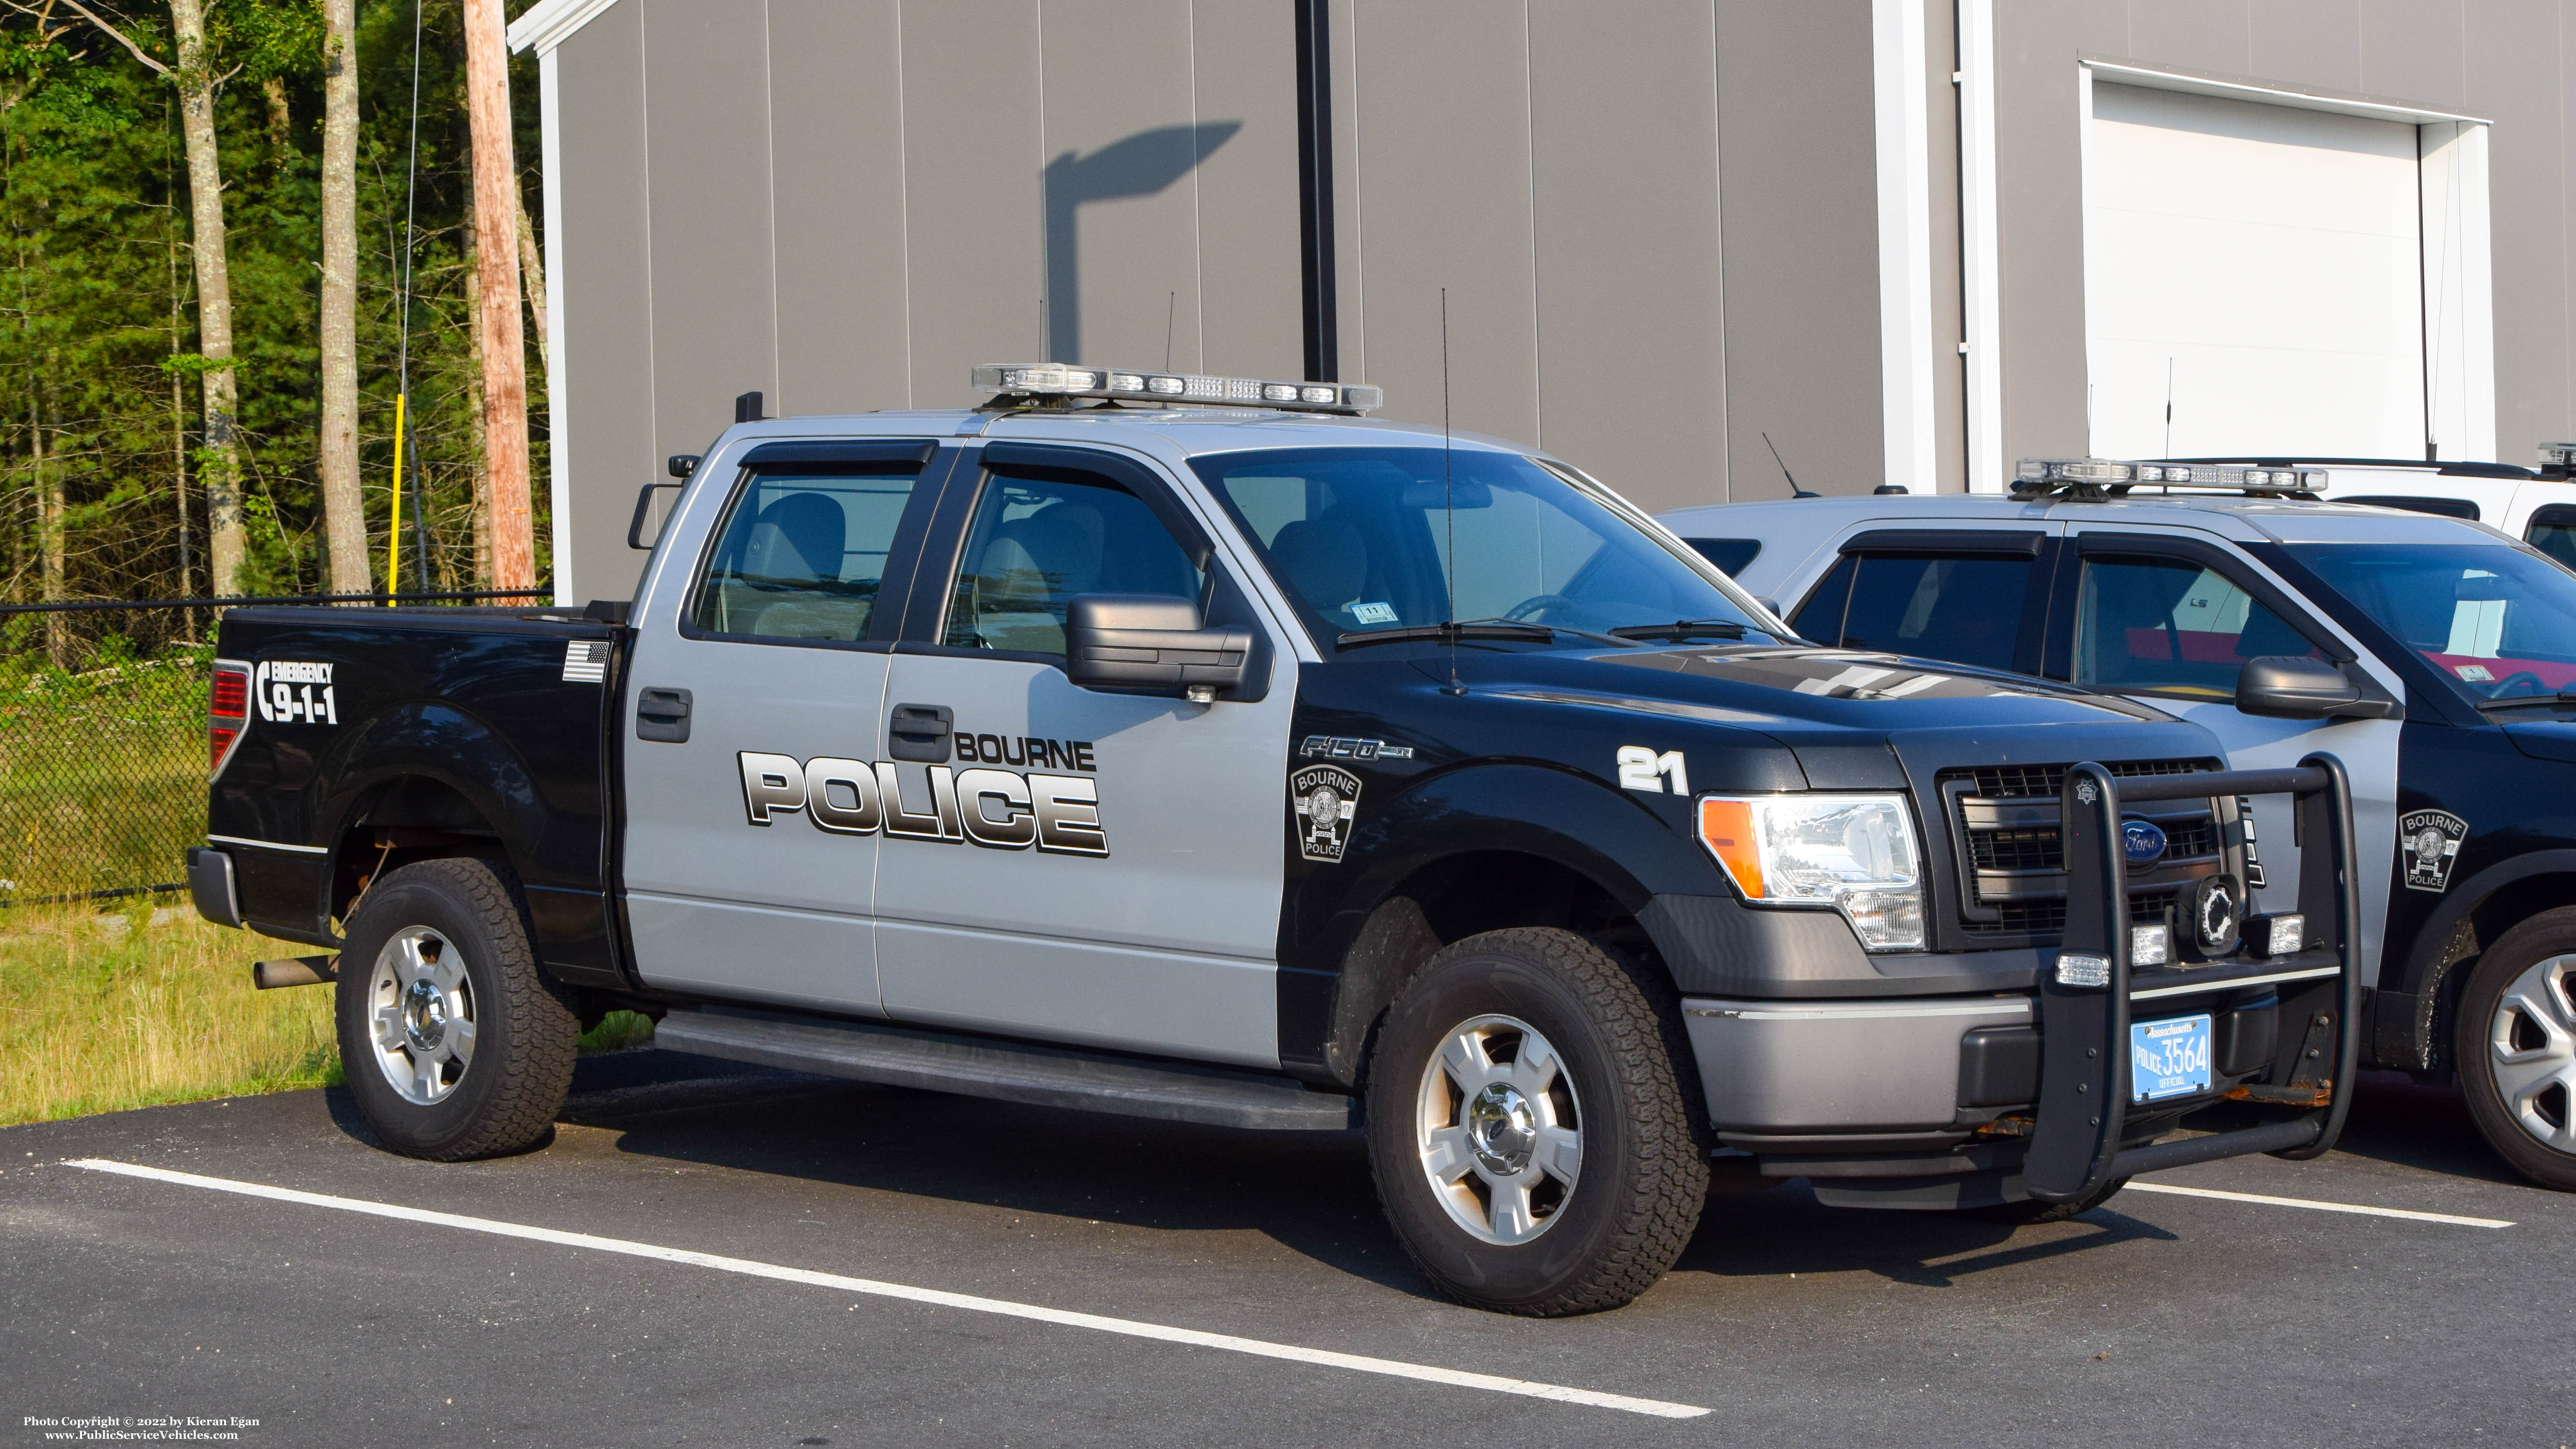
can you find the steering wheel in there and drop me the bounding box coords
[2488,671,2547,699]
[1503,593,1580,623]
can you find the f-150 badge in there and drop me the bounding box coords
[2400,809,2469,892]
[1291,764,1363,863]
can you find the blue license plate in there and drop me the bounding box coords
[2131,1014,2214,1101]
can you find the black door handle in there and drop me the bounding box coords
[636,687,693,743]
[888,702,952,763]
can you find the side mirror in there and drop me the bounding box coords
[628,482,683,550]
[2236,656,2361,718]
[1065,594,1252,702]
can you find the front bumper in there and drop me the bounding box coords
[1671,756,2360,1206]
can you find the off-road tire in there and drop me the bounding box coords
[1964,1175,2129,1225]
[1365,927,1709,1315]
[335,857,579,1161]
[2454,907,2576,1191]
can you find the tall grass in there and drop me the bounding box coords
[0,902,654,1126]
[0,901,341,1125]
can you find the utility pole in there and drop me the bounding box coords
[460,0,533,590]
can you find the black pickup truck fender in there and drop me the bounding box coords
[1275,757,1717,1086]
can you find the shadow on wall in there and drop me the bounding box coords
[1044,121,1243,366]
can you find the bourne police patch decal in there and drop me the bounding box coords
[1291,764,1364,863]
[2400,809,2469,892]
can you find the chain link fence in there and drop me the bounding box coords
[1,591,545,905]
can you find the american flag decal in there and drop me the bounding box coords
[562,640,609,683]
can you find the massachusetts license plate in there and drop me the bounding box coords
[2131,1014,2214,1102]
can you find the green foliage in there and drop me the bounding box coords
[0,0,548,608]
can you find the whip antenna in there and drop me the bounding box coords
[1762,431,1818,499]
[1441,288,1462,695]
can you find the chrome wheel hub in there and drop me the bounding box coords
[2489,954,2576,1154]
[367,926,477,1107]
[1415,1014,1582,1246]
[1465,1083,1539,1175]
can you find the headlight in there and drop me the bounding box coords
[1696,794,1927,952]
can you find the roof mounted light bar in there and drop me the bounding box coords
[2013,457,2327,500]
[971,363,1382,415]
[2539,442,2576,468]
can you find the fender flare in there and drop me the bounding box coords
[2382,848,2576,1066]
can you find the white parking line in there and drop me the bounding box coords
[2127,1179,2515,1228]
[64,1159,1706,1420]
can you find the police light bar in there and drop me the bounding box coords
[2013,457,2328,497]
[972,364,1382,415]
[2540,442,2576,468]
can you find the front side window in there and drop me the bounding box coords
[1802,552,2033,672]
[942,470,1203,656]
[2073,556,2323,700]
[2287,541,2576,704]
[1192,446,1768,642]
[692,464,924,642]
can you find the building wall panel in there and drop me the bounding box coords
[1188,0,1305,381]
[1527,0,1725,510]
[551,2,656,602]
[768,0,911,416]
[899,2,1046,410]
[641,0,779,457]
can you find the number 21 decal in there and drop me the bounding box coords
[1615,746,1688,795]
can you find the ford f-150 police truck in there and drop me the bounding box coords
[188,368,2356,1315]
[1669,458,2576,1192]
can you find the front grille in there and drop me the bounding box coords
[1962,758,2212,798]
[1961,890,2179,937]
[1940,759,2226,944]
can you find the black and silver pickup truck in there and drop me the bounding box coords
[189,365,2358,1315]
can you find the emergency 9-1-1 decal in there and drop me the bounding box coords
[1291,764,1363,863]
[2400,809,2469,893]
[254,660,339,725]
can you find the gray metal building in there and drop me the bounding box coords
[507,1,2576,604]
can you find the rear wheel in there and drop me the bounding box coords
[335,857,579,1161]
[2456,908,2576,1190]
[1366,927,1708,1316]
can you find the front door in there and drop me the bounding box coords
[620,440,951,1014]
[2050,532,2404,978]
[873,445,1297,1067]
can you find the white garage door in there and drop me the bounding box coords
[2086,82,2426,461]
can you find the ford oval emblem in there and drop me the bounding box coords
[2121,818,2169,868]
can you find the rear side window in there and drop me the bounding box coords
[692,463,926,642]
[2073,556,2322,700]
[1793,552,2033,673]
[2528,506,2576,571]
[1682,537,1762,576]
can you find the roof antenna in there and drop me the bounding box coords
[1165,291,1177,371]
[1763,432,1819,498]
[1441,287,1464,697]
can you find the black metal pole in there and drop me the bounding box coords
[1294,0,1338,384]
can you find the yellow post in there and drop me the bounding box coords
[385,392,407,596]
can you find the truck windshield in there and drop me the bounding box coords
[1190,446,1772,645]
[2287,541,2576,704]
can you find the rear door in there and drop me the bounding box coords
[619,439,953,1014]
[2045,529,2404,978]
[869,442,1298,1067]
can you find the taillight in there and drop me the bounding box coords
[209,660,251,775]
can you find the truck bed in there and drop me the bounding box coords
[205,604,624,987]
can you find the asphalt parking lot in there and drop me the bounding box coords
[4,1051,2567,1449]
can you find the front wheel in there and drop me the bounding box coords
[1366,928,1708,1316]
[2456,908,2576,1190]
[335,857,580,1161]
